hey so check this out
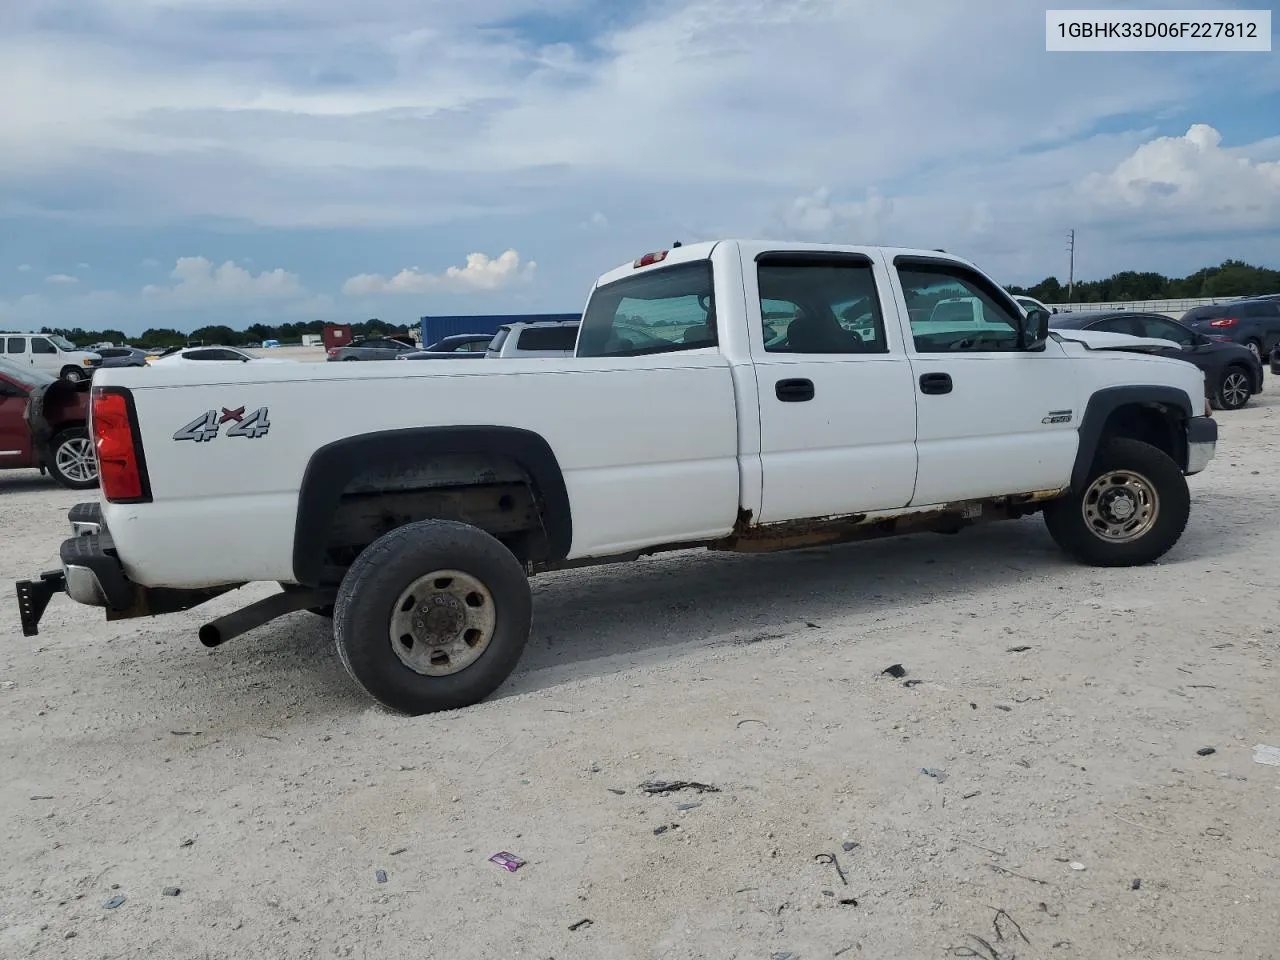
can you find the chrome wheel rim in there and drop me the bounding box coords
[1248,342,1261,360]
[62,369,85,383]
[1082,469,1159,543]
[55,437,98,483]
[388,570,496,676]
[1222,372,1250,408]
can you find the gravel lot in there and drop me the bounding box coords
[3,396,1279,960]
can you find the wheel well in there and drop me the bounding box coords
[321,453,549,572]
[1098,403,1184,465]
[293,426,574,587]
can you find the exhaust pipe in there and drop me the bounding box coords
[199,588,332,648]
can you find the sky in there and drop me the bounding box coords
[1,0,1278,336]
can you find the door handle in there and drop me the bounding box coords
[775,378,815,402]
[919,372,952,395]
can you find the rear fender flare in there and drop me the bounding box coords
[292,426,571,585]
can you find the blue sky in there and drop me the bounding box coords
[1,0,1278,336]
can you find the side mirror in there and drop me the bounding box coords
[1022,307,1051,350]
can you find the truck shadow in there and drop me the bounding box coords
[496,506,1245,701]
[127,494,1250,724]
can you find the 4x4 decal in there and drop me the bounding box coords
[174,407,271,442]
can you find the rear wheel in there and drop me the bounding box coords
[1043,438,1189,567]
[1211,365,1252,410]
[333,520,532,714]
[46,427,99,490]
[1246,339,1262,361]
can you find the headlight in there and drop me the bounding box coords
[83,358,94,366]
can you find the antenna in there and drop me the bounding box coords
[1066,229,1075,303]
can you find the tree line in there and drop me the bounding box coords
[1007,259,1280,304]
[37,319,417,350]
[32,259,1280,347]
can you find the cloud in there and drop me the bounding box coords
[76,262,90,270]
[581,210,608,231]
[342,249,535,295]
[17,263,33,272]
[1079,124,1280,229]
[142,256,306,304]
[140,258,160,267]
[779,188,894,241]
[45,273,79,285]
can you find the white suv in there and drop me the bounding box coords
[485,320,579,358]
[0,333,102,382]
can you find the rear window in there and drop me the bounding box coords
[1185,306,1227,321]
[577,261,716,358]
[515,326,577,351]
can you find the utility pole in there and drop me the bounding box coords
[1066,229,1076,303]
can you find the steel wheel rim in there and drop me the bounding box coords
[388,570,496,676]
[55,437,98,483]
[63,369,85,382]
[1222,372,1250,407]
[1082,469,1159,543]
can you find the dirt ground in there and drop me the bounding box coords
[2,397,1279,960]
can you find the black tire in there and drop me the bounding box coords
[46,427,99,490]
[1043,438,1189,567]
[1211,365,1252,410]
[333,520,532,714]
[278,583,334,618]
[60,366,87,383]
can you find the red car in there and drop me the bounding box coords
[0,356,98,489]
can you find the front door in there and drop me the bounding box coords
[0,380,33,465]
[29,336,58,374]
[744,246,919,524]
[886,255,1080,506]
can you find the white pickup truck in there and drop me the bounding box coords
[16,241,1217,714]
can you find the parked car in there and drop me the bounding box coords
[485,320,579,358]
[326,337,417,361]
[1180,297,1280,360]
[0,332,102,383]
[426,334,495,353]
[150,346,291,366]
[396,334,495,361]
[1013,294,1058,315]
[0,357,97,489]
[1050,310,1262,410]
[16,240,1216,716]
[94,346,150,369]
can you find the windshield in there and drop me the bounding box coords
[0,355,55,388]
[48,334,78,351]
[577,261,716,358]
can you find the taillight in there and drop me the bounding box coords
[1209,316,1238,328]
[327,348,339,357]
[91,387,151,503]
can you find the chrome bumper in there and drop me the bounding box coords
[1185,416,1217,476]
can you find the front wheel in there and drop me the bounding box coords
[1043,438,1189,567]
[60,366,87,383]
[333,520,532,714]
[46,427,99,490]
[1211,366,1252,410]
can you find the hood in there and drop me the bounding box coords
[1051,328,1180,353]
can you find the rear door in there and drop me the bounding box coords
[742,245,919,523]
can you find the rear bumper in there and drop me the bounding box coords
[1186,415,1217,476]
[15,503,134,636]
